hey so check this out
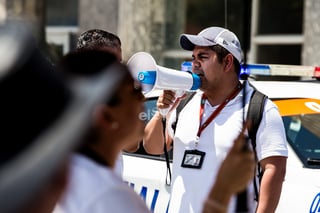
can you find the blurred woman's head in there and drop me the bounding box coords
[59,49,145,167]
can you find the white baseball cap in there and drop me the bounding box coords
[180,27,243,64]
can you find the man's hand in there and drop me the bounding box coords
[157,90,186,117]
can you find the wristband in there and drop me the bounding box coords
[203,199,227,213]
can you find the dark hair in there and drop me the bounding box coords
[0,46,71,163]
[210,45,241,76]
[77,29,121,50]
[60,49,125,146]
[60,49,116,75]
[59,49,121,106]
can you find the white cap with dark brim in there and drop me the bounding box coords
[180,26,243,64]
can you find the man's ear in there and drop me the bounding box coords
[224,54,234,71]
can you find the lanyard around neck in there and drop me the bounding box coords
[196,83,242,139]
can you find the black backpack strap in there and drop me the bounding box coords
[161,117,172,186]
[247,90,267,148]
[171,92,196,133]
[246,89,267,201]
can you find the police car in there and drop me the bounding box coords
[122,64,320,213]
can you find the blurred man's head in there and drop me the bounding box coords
[77,29,122,62]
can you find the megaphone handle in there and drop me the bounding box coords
[175,90,185,98]
[158,90,185,117]
[159,108,170,117]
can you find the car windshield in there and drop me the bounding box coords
[282,114,320,169]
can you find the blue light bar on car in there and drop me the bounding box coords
[240,64,320,78]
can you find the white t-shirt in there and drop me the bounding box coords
[53,154,149,213]
[167,84,288,213]
[114,152,124,177]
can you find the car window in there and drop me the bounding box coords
[282,114,320,168]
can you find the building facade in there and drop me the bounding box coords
[1,0,320,68]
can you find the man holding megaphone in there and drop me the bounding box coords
[143,26,288,213]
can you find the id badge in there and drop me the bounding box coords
[181,149,206,169]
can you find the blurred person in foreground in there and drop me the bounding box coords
[0,21,124,213]
[143,26,288,213]
[53,49,255,213]
[52,49,148,212]
[76,29,139,177]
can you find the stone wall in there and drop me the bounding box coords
[118,0,166,61]
[78,0,119,35]
[78,0,186,63]
[302,0,320,65]
[3,0,46,46]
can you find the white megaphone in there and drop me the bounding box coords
[127,52,201,95]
